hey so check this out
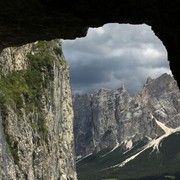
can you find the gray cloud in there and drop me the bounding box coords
[62,23,171,95]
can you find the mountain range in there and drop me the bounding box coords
[73,73,180,180]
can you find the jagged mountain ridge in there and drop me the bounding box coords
[73,73,180,159]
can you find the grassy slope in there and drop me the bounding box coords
[77,132,180,180]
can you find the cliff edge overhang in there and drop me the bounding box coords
[0,0,180,87]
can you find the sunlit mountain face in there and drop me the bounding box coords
[73,74,180,180]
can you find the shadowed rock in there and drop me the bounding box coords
[0,0,180,86]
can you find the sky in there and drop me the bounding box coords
[62,23,172,95]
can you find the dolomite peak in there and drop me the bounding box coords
[73,73,180,158]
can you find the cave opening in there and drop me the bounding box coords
[62,23,180,180]
[62,23,171,96]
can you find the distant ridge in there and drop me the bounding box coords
[73,73,180,179]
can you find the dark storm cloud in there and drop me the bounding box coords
[62,23,171,94]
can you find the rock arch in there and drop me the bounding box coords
[0,0,179,87]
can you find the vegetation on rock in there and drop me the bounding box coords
[0,40,64,163]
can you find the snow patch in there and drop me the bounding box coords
[101,141,120,158]
[106,119,180,169]
[152,119,175,152]
[155,119,174,134]
[122,136,136,154]
[76,153,92,163]
[126,139,133,149]
[76,155,82,161]
[145,136,152,141]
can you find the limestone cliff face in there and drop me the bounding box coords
[0,40,77,180]
[73,73,180,158]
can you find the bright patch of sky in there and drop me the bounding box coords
[62,23,171,95]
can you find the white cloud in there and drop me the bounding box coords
[141,47,165,60]
[62,23,171,95]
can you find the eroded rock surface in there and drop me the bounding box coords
[0,40,77,179]
[73,73,180,158]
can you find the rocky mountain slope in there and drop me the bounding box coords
[77,125,180,180]
[73,73,180,159]
[0,40,77,179]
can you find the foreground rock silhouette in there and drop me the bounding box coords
[0,0,180,87]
